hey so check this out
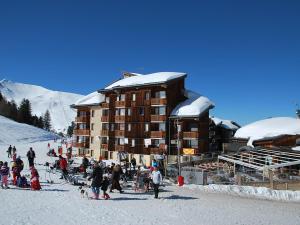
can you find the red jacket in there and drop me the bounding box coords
[60,158,68,170]
[31,167,39,179]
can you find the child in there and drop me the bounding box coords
[30,166,41,190]
[0,162,10,189]
[101,176,110,200]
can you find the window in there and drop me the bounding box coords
[115,109,119,116]
[91,136,94,144]
[115,138,125,145]
[105,97,110,103]
[120,108,126,116]
[117,94,125,101]
[120,123,125,131]
[90,150,94,157]
[145,92,150,100]
[153,139,165,147]
[155,91,166,99]
[103,123,109,130]
[127,108,131,116]
[91,123,94,131]
[103,109,109,116]
[145,123,149,132]
[79,123,87,129]
[128,123,131,131]
[139,107,144,116]
[91,110,95,117]
[159,123,166,131]
[101,137,108,144]
[187,139,198,148]
[110,124,115,131]
[132,93,136,101]
[153,106,166,115]
[132,139,135,147]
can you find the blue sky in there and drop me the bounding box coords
[0,0,299,125]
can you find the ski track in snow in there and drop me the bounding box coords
[1,141,300,225]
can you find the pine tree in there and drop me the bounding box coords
[67,121,75,137]
[18,99,32,124]
[43,110,52,131]
[38,116,44,129]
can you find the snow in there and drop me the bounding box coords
[234,117,300,146]
[292,146,300,151]
[171,90,214,117]
[105,72,186,89]
[1,139,300,225]
[210,116,240,130]
[185,184,300,202]
[0,79,83,133]
[0,115,58,145]
[73,91,105,106]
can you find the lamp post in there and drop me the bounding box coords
[177,119,181,176]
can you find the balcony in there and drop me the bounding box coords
[75,116,89,123]
[101,116,109,122]
[101,130,109,136]
[115,145,128,152]
[115,130,125,137]
[101,102,109,108]
[150,144,166,154]
[151,115,167,122]
[73,142,89,148]
[101,144,108,150]
[151,98,167,105]
[73,129,90,136]
[150,131,166,138]
[183,131,199,139]
[115,101,125,108]
[115,115,125,122]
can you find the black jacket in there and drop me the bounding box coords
[27,150,35,159]
[90,166,103,187]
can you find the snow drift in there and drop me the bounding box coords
[0,115,58,145]
[0,79,83,132]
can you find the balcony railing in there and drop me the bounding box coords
[73,129,90,136]
[115,101,125,108]
[101,102,109,108]
[151,115,167,122]
[101,144,108,150]
[151,98,167,105]
[75,116,89,123]
[183,131,199,139]
[115,145,127,152]
[101,116,109,122]
[150,131,166,138]
[101,130,109,136]
[73,142,89,148]
[115,115,125,122]
[115,130,125,137]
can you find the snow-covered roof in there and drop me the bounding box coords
[171,90,214,118]
[104,72,186,90]
[73,92,105,107]
[234,117,300,146]
[210,116,240,130]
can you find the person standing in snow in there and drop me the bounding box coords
[12,146,17,155]
[7,145,12,158]
[81,155,89,177]
[30,166,41,190]
[110,164,124,193]
[0,162,10,189]
[59,155,68,180]
[101,176,110,200]
[151,166,162,199]
[0,161,3,186]
[26,147,36,167]
[131,157,136,173]
[88,162,103,200]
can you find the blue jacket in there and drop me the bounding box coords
[0,166,10,176]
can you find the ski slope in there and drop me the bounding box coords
[0,140,300,225]
[0,79,83,133]
[0,115,58,145]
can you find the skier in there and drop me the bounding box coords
[30,166,41,190]
[110,164,124,193]
[7,145,12,158]
[12,146,17,155]
[0,162,10,189]
[151,166,162,199]
[59,155,68,180]
[88,162,103,200]
[13,156,24,185]
[101,176,110,200]
[26,147,36,167]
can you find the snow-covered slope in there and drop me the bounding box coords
[235,117,300,146]
[0,115,58,145]
[0,79,83,133]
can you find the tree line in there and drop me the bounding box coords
[0,92,52,131]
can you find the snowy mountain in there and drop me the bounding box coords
[0,115,58,145]
[0,79,83,133]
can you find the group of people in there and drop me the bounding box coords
[0,145,41,190]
